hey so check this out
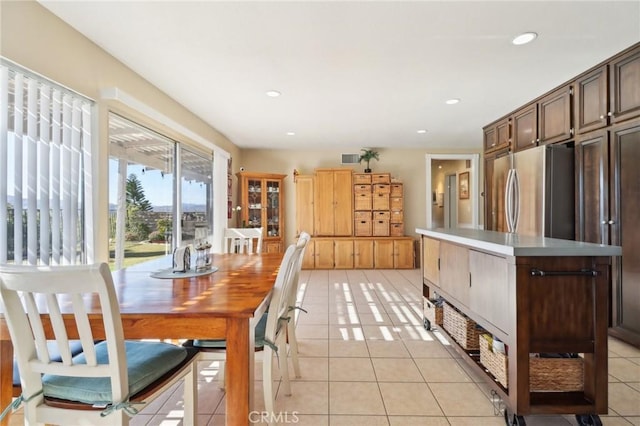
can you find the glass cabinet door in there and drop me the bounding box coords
[265,179,281,237]
[247,178,262,228]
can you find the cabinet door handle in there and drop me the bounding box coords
[437,258,440,270]
[608,220,616,225]
[599,115,605,120]
[469,273,472,287]
[608,111,613,117]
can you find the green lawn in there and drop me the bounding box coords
[108,241,169,270]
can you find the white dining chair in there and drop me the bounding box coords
[0,263,198,426]
[287,232,311,378]
[186,242,303,424]
[223,227,263,254]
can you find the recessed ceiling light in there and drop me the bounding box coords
[512,32,538,46]
[417,129,427,134]
[286,132,295,136]
[265,90,281,97]
[445,98,460,105]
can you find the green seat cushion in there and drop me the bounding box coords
[193,312,268,349]
[42,340,187,405]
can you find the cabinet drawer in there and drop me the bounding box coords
[372,173,390,184]
[390,223,404,236]
[354,184,371,194]
[373,211,391,220]
[373,184,391,194]
[390,183,403,197]
[372,193,390,210]
[390,197,403,210]
[354,193,372,210]
[390,210,404,223]
[355,220,372,236]
[353,173,372,184]
[354,211,372,220]
[373,220,390,236]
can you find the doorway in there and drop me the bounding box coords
[425,153,480,229]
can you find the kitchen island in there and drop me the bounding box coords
[416,228,622,426]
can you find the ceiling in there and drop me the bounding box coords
[40,1,640,151]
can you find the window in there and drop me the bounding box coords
[108,113,214,270]
[0,60,94,265]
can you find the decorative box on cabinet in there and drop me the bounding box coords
[237,171,286,253]
[353,173,372,184]
[372,173,391,184]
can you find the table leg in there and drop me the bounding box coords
[0,340,13,426]
[225,318,253,426]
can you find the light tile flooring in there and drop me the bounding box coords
[8,269,640,425]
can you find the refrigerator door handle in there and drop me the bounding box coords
[505,169,514,232]
[512,168,520,232]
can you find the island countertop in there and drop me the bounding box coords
[416,228,622,257]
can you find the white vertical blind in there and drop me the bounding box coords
[0,67,8,263]
[0,61,94,265]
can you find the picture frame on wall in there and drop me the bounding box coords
[459,171,470,199]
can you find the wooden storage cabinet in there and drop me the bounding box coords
[512,102,538,151]
[303,237,414,269]
[314,168,353,236]
[577,119,640,346]
[295,175,315,236]
[422,237,440,289]
[538,85,573,145]
[483,117,511,153]
[609,45,640,124]
[354,240,374,269]
[575,65,608,134]
[237,171,285,253]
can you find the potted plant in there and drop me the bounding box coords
[359,148,379,173]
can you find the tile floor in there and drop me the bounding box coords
[8,268,640,425]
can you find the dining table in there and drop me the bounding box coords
[0,252,284,426]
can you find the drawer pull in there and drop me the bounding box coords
[530,268,598,277]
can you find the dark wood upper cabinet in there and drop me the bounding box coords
[609,46,640,124]
[538,85,573,145]
[483,117,510,153]
[575,65,608,134]
[512,102,537,151]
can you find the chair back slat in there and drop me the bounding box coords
[0,263,129,403]
[223,227,264,254]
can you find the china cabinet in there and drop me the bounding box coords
[236,172,286,253]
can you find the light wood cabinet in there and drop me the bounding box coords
[314,168,353,236]
[295,175,314,236]
[237,172,285,253]
[334,239,354,269]
[354,239,374,269]
[303,237,414,269]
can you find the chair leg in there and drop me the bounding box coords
[277,337,292,397]
[287,321,301,378]
[218,360,226,390]
[183,363,197,425]
[262,346,275,416]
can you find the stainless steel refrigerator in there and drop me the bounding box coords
[490,143,575,239]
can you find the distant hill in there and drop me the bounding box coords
[108,203,205,212]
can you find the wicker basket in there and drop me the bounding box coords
[423,298,443,328]
[530,357,584,392]
[479,334,508,388]
[443,302,482,350]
